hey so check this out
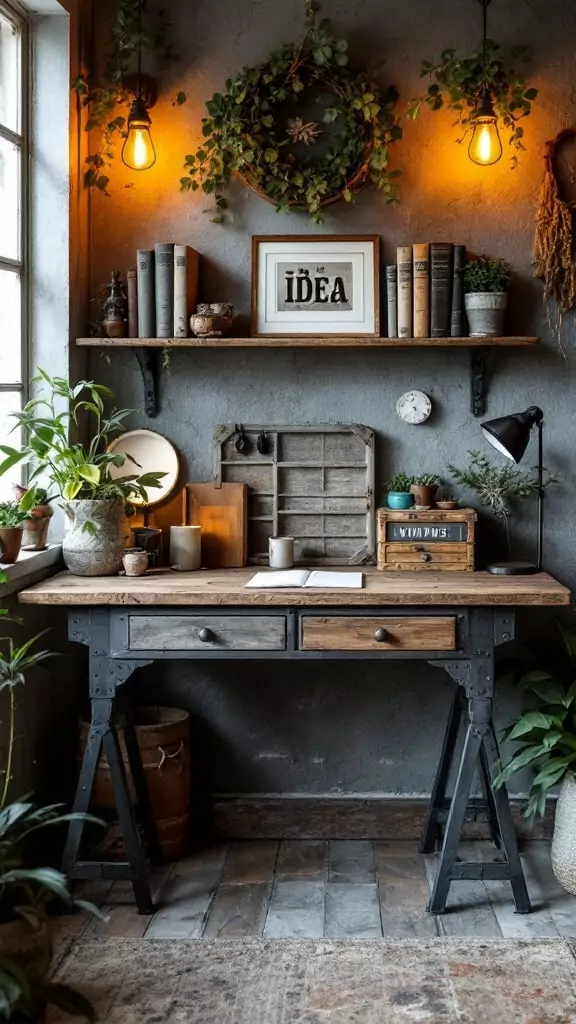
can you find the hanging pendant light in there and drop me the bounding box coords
[121,2,157,171]
[467,0,502,166]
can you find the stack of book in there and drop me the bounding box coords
[385,244,466,339]
[127,243,200,339]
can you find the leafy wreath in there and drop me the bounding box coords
[180,4,402,223]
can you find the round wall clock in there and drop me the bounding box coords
[396,390,432,425]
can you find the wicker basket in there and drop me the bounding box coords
[551,774,576,895]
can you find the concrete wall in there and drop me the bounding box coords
[87,0,576,798]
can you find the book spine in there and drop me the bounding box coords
[136,250,155,339]
[430,243,454,338]
[173,245,200,338]
[126,269,138,338]
[385,265,398,338]
[396,246,413,339]
[155,242,175,338]
[412,243,430,338]
[451,245,466,337]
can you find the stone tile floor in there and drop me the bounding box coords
[55,839,576,942]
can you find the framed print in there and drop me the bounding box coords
[251,235,380,337]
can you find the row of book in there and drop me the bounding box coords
[129,243,199,339]
[386,243,466,339]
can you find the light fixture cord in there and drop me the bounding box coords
[137,0,143,99]
[479,0,491,86]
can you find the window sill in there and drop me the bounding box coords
[0,546,62,600]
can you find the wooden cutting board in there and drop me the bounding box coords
[184,482,248,568]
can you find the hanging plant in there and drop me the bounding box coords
[73,0,177,193]
[179,3,402,224]
[532,130,576,332]
[407,2,537,169]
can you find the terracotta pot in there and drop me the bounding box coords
[102,318,127,338]
[410,484,439,508]
[22,512,52,552]
[0,526,23,563]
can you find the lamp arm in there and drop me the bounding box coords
[537,420,544,572]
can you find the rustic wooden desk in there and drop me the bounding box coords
[20,568,571,916]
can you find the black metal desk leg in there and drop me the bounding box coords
[116,692,163,866]
[61,697,112,876]
[482,722,531,914]
[420,687,464,855]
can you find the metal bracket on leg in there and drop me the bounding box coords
[133,348,158,418]
[470,347,488,417]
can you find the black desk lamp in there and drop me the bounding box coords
[480,405,544,575]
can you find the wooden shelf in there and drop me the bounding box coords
[77,336,537,348]
[76,335,538,420]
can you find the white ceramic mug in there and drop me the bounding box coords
[269,536,295,569]
[170,525,202,571]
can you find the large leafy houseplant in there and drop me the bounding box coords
[0,370,165,535]
[180,5,402,223]
[0,620,102,1019]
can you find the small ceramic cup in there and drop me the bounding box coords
[170,525,202,571]
[123,548,149,577]
[269,536,295,569]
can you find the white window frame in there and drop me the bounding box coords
[0,0,29,434]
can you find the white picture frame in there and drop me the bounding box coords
[251,235,380,337]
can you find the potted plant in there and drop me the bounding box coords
[493,620,576,894]
[0,619,102,1019]
[463,256,511,336]
[384,473,414,510]
[14,487,54,552]
[0,502,29,564]
[411,474,440,508]
[436,493,460,510]
[0,370,166,577]
[447,451,554,554]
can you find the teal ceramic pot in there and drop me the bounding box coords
[387,492,414,510]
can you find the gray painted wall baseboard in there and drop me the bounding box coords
[209,796,553,841]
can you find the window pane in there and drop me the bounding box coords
[0,135,19,260]
[0,268,21,381]
[0,9,21,133]
[0,389,21,500]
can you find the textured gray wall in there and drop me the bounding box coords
[88,0,576,797]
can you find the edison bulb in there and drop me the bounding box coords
[468,117,502,166]
[121,122,156,170]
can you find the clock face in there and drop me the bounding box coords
[396,390,432,425]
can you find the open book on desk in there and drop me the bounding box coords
[245,570,364,589]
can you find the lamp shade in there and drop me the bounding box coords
[481,406,543,464]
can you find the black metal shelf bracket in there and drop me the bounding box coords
[133,348,158,418]
[470,348,488,417]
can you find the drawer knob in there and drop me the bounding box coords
[374,628,388,642]
[198,627,215,643]
[421,552,431,563]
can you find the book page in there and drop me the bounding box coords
[245,570,310,589]
[304,571,364,589]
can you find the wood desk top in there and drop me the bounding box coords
[18,568,571,607]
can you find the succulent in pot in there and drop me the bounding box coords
[0,501,29,564]
[463,255,511,337]
[0,370,166,577]
[410,474,440,508]
[384,473,414,510]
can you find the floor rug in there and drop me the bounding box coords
[51,937,576,1023]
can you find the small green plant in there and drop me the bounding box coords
[0,369,166,535]
[407,40,537,168]
[494,620,576,819]
[413,473,440,486]
[0,504,28,530]
[463,256,510,294]
[385,473,413,493]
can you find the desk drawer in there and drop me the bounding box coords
[301,616,456,651]
[128,615,286,651]
[378,543,472,572]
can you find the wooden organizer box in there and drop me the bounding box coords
[377,507,477,572]
[213,424,375,565]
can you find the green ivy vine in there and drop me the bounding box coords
[407,41,537,168]
[73,0,178,194]
[180,6,402,223]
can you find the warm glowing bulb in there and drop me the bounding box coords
[468,117,503,166]
[121,122,156,170]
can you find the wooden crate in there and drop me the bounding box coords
[377,507,476,572]
[213,424,375,565]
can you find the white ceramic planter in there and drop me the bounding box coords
[62,499,125,576]
[465,291,507,336]
[551,774,576,895]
